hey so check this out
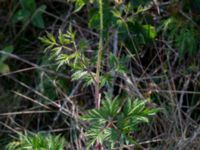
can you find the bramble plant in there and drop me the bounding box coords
[2,0,200,149]
[81,95,158,149]
[6,133,66,150]
[40,0,158,149]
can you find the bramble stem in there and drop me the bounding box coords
[95,0,103,109]
[95,0,103,149]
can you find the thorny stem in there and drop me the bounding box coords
[95,0,103,149]
[95,0,103,110]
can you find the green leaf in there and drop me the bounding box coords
[12,9,31,23]
[78,39,89,51]
[39,36,54,46]
[102,96,120,116]
[89,11,100,29]
[52,47,62,56]
[58,30,65,45]
[109,53,118,67]
[74,0,87,12]
[143,108,159,116]
[135,116,149,123]
[112,9,121,18]
[142,24,156,39]
[100,73,113,87]
[72,70,95,86]
[20,0,36,13]
[81,109,107,123]
[128,100,146,116]
[47,32,56,43]
[72,70,88,81]
[32,14,45,28]
[31,5,46,28]
[0,45,14,62]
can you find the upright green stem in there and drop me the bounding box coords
[95,0,103,109]
[95,0,103,149]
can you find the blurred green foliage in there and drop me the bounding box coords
[12,0,46,28]
[6,133,66,150]
[0,45,13,73]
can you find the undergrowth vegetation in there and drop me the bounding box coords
[1,0,200,149]
[6,133,66,150]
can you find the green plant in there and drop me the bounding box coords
[40,27,158,149]
[12,0,46,29]
[6,133,66,150]
[161,16,199,56]
[40,0,159,149]
[82,96,158,149]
